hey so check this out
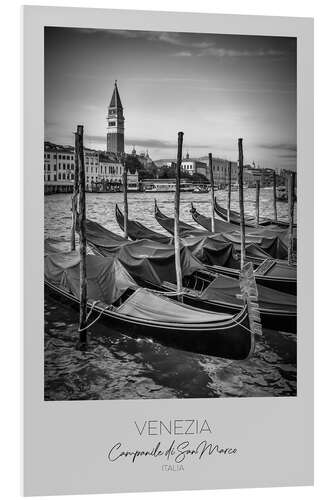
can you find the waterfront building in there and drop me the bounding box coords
[44,142,139,193]
[106,81,125,154]
[243,167,280,188]
[84,148,100,188]
[194,157,238,186]
[44,142,75,194]
[181,153,207,177]
[97,152,123,184]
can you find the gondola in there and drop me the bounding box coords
[115,204,172,245]
[44,247,255,360]
[214,197,293,229]
[116,202,272,263]
[190,203,295,249]
[152,204,296,294]
[155,201,289,260]
[84,219,297,332]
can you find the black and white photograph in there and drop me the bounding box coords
[44,26,297,401]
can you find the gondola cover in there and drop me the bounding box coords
[44,250,139,304]
[117,288,233,323]
[85,219,204,284]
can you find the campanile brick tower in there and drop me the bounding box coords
[107,80,125,154]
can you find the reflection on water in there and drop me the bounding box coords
[44,190,296,400]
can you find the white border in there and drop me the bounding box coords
[23,6,313,496]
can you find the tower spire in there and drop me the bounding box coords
[107,80,125,154]
[109,80,123,109]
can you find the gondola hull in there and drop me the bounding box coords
[45,280,254,360]
[89,243,297,333]
[214,197,292,229]
[153,204,296,294]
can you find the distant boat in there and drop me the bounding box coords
[144,182,194,193]
[144,183,175,193]
[193,185,209,193]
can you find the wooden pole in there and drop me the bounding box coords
[70,132,79,251]
[174,131,184,301]
[227,161,232,223]
[122,156,128,239]
[255,178,260,228]
[77,125,87,343]
[272,169,278,223]
[208,153,215,232]
[287,171,295,264]
[238,138,246,269]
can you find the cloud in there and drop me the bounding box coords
[126,138,176,149]
[173,46,288,59]
[258,142,297,152]
[125,138,211,150]
[82,134,213,151]
[173,51,193,57]
[278,153,297,159]
[85,134,106,145]
[61,28,289,61]
[110,30,214,49]
[156,32,213,49]
[198,47,286,58]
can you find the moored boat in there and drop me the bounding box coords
[153,203,296,294]
[190,203,296,251]
[84,218,297,332]
[214,197,293,229]
[155,201,289,260]
[44,247,255,360]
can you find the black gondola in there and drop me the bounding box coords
[155,201,289,260]
[153,203,296,294]
[116,202,273,263]
[214,197,293,229]
[44,248,255,360]
[84,218,297,332]
[190,203,295,251]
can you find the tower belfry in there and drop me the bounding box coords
[107,81,125,154]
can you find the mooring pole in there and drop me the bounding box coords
[287,171,295,264]
[122,156,128,239]
[238,138,246,269]
[77,125,87,343]
[255,178,260,228]
[227,161,232,223]
[70,132,79,251]
[174,131,184,301]
[208,153,215,232]
[272,169,278,223]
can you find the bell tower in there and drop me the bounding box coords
[107,80,125,154]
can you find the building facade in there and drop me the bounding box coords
[106,81,125,154]
[98,153,123,184]
[212,159,238,186]
[84,148,100,187]
[181,153,207,177]
[243,167,280,188]
[44,143,75,193]
[44,142,138,194]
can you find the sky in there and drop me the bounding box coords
[45,28,297,170]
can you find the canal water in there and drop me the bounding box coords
[44,189,297,400]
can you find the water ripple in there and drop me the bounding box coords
[44,191,296,400]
